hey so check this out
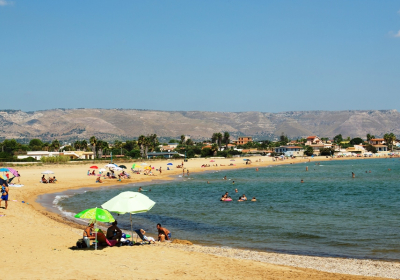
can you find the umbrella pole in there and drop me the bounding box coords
[130,213,133,243]
[95,221,98,250]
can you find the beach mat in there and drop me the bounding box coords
[9,184,24,188]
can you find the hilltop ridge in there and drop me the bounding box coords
[0,109,399,141]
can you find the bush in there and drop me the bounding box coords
[201,148,212,158]
[40,155,70,164]
[365,144,377,153]
[320,148,334,156]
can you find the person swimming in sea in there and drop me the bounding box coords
[251,197,257,202]
[139,187,143,192]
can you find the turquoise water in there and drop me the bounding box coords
[56,158,400,260]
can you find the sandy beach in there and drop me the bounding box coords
[1,156,399,279]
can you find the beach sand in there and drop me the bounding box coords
[1,156,398,279]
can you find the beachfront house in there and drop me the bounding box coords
[17,151,94,160]
[233,137,253,145]
[274,146,304,157]
[367,138,388,153]
[305,136,322,146]
[147,152,184,159]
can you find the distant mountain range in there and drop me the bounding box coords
[0,109,399,142]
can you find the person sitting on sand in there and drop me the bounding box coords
[41,175,48,183]
[49,177,54,183]
[251,197,257,202]
[92,170,95,176]
[52,176,57,183]
[83,222,96,247]
[96,177,103,183]
[87,170,90,176]
[106,221,122,245]
[157,223,171,241]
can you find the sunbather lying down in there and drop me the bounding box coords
[140,229,155,243]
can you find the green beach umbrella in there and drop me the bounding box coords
[74,207,115,223]
[74,207,115,250]
[101,191,156,242]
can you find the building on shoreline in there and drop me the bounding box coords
[17,151,94,160]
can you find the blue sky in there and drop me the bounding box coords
[1,0,399,113]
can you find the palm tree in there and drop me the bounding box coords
[51,139,60,152]
[143,137,151,158]
[180,135,185,145]
[90,136,97,158]
[384,133,396,152]
[223,132,230,150]
[211,133,218,144]
[149,134,159,152]
[96,140,103,159]
[366,134,373,141]
[81,140,88,151]
[74,140,81,151]
[138,135,146,158]
[216,132,223,151]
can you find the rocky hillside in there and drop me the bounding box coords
[0,109,399,141]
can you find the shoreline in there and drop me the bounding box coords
[3,155,399,279]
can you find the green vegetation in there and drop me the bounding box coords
[40,155,70,164]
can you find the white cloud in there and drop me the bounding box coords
[0,0,13,6]
[394,30,400,38]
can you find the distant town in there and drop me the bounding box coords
[1,132,398,163]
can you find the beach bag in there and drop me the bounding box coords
[76,239,87,248]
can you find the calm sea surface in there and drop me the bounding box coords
[52,158,400,260]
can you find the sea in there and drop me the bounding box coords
[37,158,400,261]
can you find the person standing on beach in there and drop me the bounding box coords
[0,182,9,209]
[159,167,162,174]
[17,171,20,183]
[187,169,189,176]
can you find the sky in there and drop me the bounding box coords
[0,0,399,113]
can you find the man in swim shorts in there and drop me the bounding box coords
[157,223,171,241]
[0,182,9,209]
[107,221,122,244]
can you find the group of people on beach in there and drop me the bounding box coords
[41,175,57,183]
[82,220,170,247]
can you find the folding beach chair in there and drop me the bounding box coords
[134,229,155,244]
[7,177,15,184]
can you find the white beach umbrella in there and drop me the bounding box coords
[101,191,156,242]
[112,167,123,171]
[41,170,54,174]
[99,168,106,172]
[140,163,148,166]
[104,164,117,168]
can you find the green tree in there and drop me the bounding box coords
[279,133,289,145]
[211,133,218,144]
[211,143,219,156]
[51,139,60,152]
[304,146,314,156]
[216,132,223,151]
[333,134,343,144]
[180,135,185,145]
[383,133,396,152]
[186,139,194,146]
[350,137,363,145]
